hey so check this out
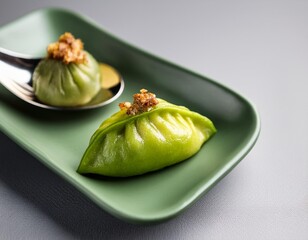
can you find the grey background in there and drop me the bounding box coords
[0,0,307,239]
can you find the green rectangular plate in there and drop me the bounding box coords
[0,8,260,223]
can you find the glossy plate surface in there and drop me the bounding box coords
[0,8,260,223]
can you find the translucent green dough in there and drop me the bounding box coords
[33,51,101,107]
[77,99,216,177]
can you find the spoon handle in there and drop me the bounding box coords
[0,48,41,70]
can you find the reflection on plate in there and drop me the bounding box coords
[0,8,260,223]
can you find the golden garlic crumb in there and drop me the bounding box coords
[47,32,87,64]
[119,89,159,115]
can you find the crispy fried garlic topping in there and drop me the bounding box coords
[47,32,86,64]
[119,89,159,115]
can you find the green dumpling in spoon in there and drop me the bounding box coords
[33,32,101,107]
[77,89,216,177]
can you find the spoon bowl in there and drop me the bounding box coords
[0,48,124,110]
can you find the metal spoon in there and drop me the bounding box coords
[0,48,124,110]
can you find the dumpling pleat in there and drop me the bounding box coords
[124,122,144,151]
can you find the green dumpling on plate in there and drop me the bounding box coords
[77,89,216,177]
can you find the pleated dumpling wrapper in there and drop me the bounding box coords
[77,89,216,177]
[33,32,101,107]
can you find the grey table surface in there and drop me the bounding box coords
[0,0,307,239]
